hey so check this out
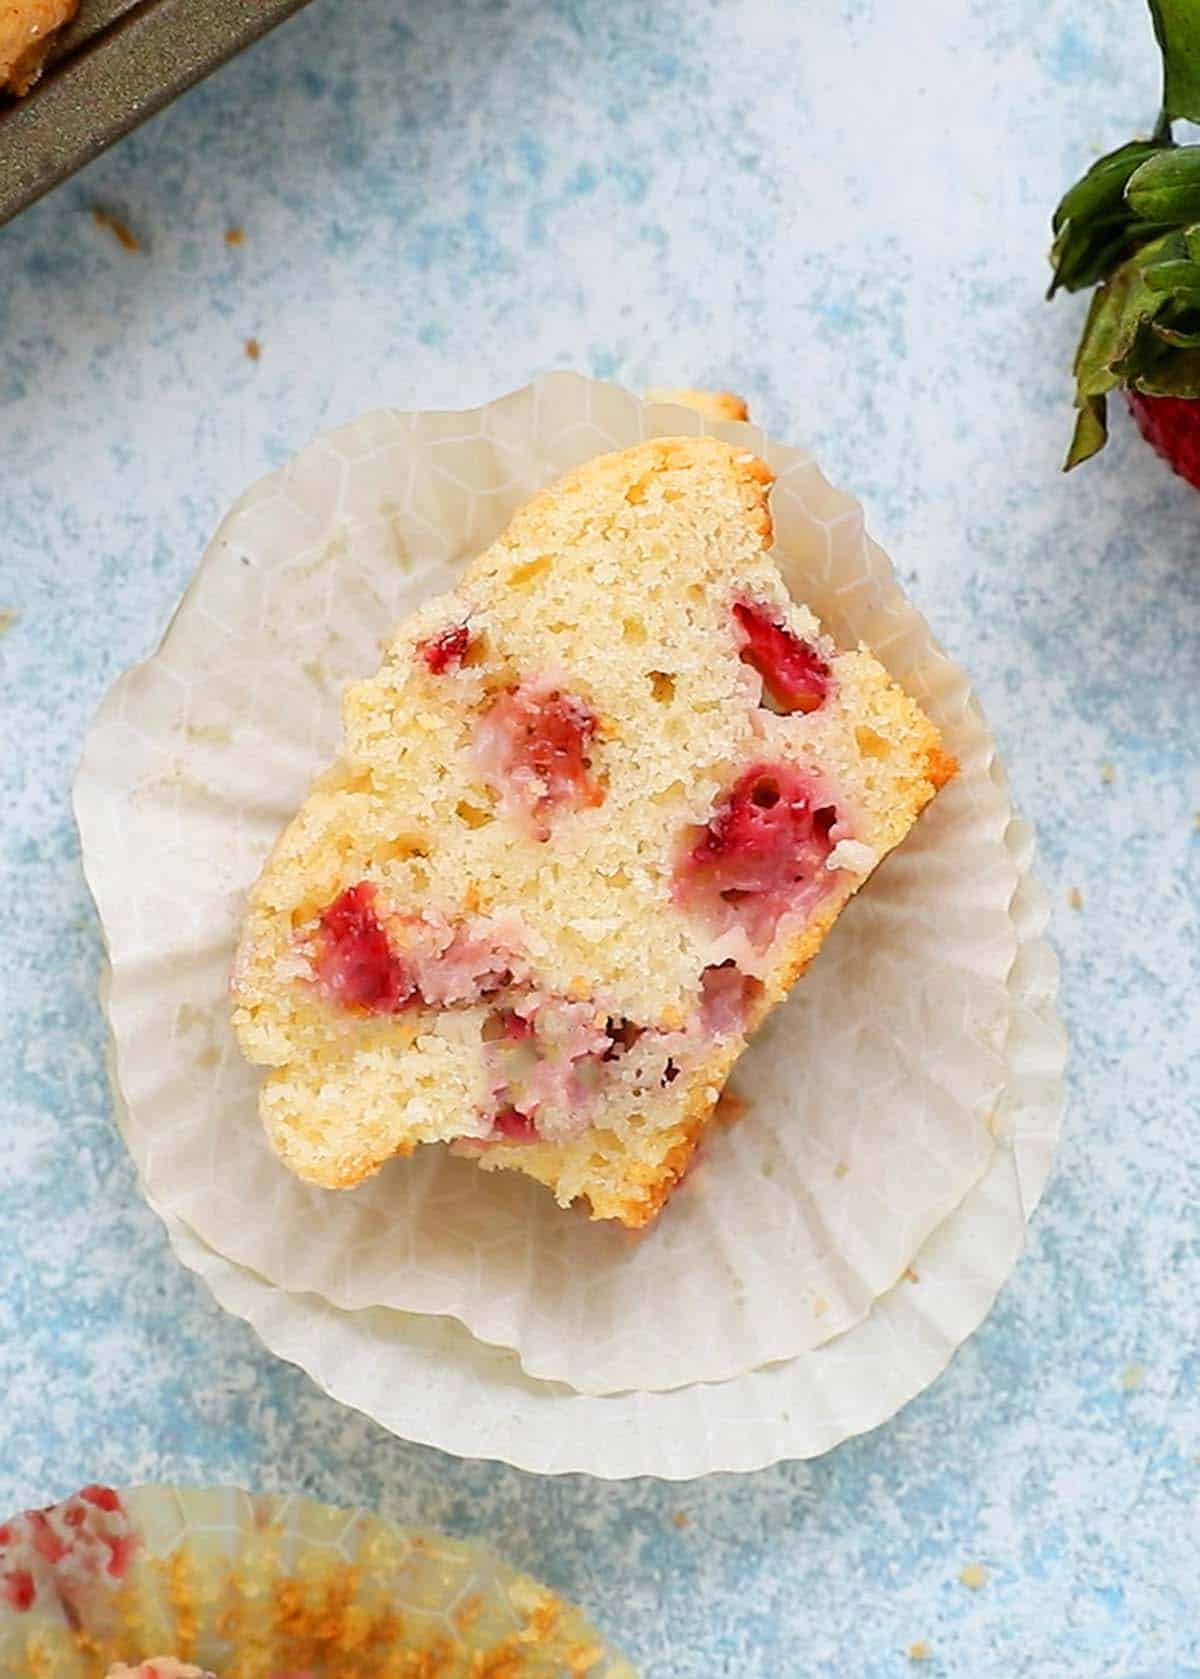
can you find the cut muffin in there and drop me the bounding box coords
[233,436,953,1227]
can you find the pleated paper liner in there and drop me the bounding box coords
[105,818,1064,1479]
[0,1484,633,1677]
[78,374,1025,1397]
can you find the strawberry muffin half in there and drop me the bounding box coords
[232,436,953,1227]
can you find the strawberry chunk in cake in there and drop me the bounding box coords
[233,436,953,1226]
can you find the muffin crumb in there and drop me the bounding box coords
[959,1562,988,1590]
[225,226,245,246]
[906,1641,933,1662]
[91,207,140,251]
[713,1087,748,1126]
[244,338,262,361]
[1067,886,1083,910]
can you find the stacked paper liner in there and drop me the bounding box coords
[0,1484,633,1677]
[76,376,1066,1475]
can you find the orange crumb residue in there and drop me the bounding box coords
[671,1511,689,1530]
[471,1644,526,1678]
[165,1551,198,1658]
[244,338,262,361]
[518,1600,560,1644]
[454,1593,484,1634]
[713,1088,748,1127]
[833,1161,849,1179]
[906,1641,933,1662]
[904,1267,920,1284]
[225,226,245,246]
[959,1562,988,1590]
[1068,886,1083,911]
[91,207,140,251]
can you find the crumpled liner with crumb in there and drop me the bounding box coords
[76,373,1024,1398]
[0,1484,633,1679]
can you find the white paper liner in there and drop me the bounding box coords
[0,1484,633,1676]
[76,375,1020,1397]
[134,818,1064,1479]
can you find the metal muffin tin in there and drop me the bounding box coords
[0,0,312,228]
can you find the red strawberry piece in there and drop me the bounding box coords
[732,600,829,713]
[678,764,838,946]
[101,1532,136,1578]
[3,1570,34,1611]
[77,1486,121,1513]
[475,683,602,830]
[1125,390,1200,489]
[492,1106,539,1143]
[315,883,416,1013]
[421,622,471,673]
[26,1512,66,1564]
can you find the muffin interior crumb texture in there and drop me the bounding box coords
[233,435,952,1226]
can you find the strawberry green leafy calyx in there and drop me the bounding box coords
[1065,225,1200,469]
[1050,0,1200,478]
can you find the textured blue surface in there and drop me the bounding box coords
[1,1,1198,1674]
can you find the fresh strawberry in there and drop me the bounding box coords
[1125,389,1200,488]
[1050,0,1200,485]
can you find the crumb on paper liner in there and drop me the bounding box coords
[75,373,1025,1400]
[0,1486,633,1679]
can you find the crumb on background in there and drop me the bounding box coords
[90,207,140,251]
[906,1641,932,1662]
[244,338,261,361]
[813,1296,829,1317]
[225,226,245,246]
[833,1160,849,1178]
[1068,887,1083,911]
[904,1267,920,1284]
[1121,1362,1145,1391]
[959,1563,987,1590]
[671,1511,688,1530]
[0,608,17,637]
[1100,761,1115,783]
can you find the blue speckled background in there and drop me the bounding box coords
[2,1,1198,1673]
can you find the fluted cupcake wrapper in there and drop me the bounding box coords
[0,1485,633,1678]
[76,374,1057,1400]
[109,812,1061,1480]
